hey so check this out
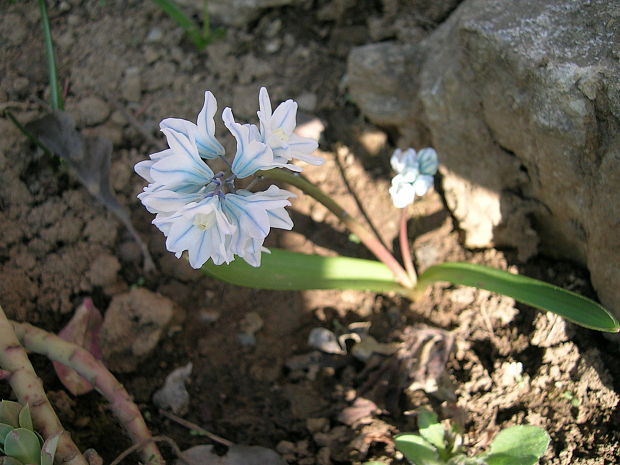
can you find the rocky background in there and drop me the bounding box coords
[1,0,619,464]
[345,0,620,323]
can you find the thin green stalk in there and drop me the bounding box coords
[4,110,53,157]
[399,207,417,285]
[152,0,207,49]
[259,169,414,289]
[38,0,63,111]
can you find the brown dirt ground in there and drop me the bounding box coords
[0,1,618,464]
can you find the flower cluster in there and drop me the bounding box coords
[389,147,438,208]
[135,88,322,268]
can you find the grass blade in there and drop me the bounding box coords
[202,248,406,294]
[151,0,207,49]
[38,0,63,110]
[416,262,619,332]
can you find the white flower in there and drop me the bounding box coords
[153,196,236,267]
[160,91,225,159]
[222,185,295,266]
[222,107,301,178]
[389,147,438,208]
[257,87,323,166]
[135,90,299,269]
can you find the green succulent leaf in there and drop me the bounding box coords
[481,425,550,465]
[395,433,442,465]
[417,409,447,458]
[0,423,14,443]
[415,262,619,332]
[4,428,42,465]
[40,433,61,465]
[0,402,21,429]
[0,456,25,465]
[17,405,32,432]
[202,248,406,293]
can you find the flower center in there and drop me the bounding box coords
[272,127,288,142]
[193,211,217,231]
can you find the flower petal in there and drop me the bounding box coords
[389,178,416,208]
[150,128,214,188]
[196,91,225,158]
[417,148,438,175]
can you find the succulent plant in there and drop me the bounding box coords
[0,400,59,465]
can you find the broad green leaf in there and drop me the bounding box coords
[0,401,21,428]
[395,434,442,465]
[417,409,447,458]
[4,428,41,465]
[0,456,25,465]
[481,426,550,465]
[202,248,406,293]
[17,405,32,431]
[416,262,619,332]
[0,423,14,442]
[40,433,61,465]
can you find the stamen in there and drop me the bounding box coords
[192,211,217,231]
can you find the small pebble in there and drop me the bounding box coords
[146,27,163,43]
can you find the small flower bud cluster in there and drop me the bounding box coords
[389,147,438,208]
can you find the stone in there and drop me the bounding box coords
[207,0,305,27]
[178,445,288,465]
[145,61,176,91]
[73,96,111,126]
[87,253,120,287]
[101,288,175,372]
[153,362,192,415]
[347,0,620,320]
[121,67,142,102]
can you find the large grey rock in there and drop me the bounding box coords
[347,0,620,319]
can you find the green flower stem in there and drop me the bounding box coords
[259,168,414,289]
[38,0,63,111]
[399,206,417,286]
[11,321,164,465]
[0,306,87,465]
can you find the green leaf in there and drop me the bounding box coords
[417,409,446,457]
[395,434,442,465]
[40,433,61,465]
[0,401,21,428]
[481,426,550,465]
[38,0,63,110]
[17,405,32,432]
[0,457,25,465]
[4,428,41,465]
[1,423,15,443]
[416,262,619,332]
[151,0,207,49]
[202,248,406,293]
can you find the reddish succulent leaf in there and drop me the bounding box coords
[52,298,103,395]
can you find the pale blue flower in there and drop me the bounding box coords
[222,107,301,178]
[135,95,297,269]
[153,196,236,267]
[222,185,295,266]
[389,147,438,208]
[257,87,323,166]
[134,88,310,268]
[160,91,225,159]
